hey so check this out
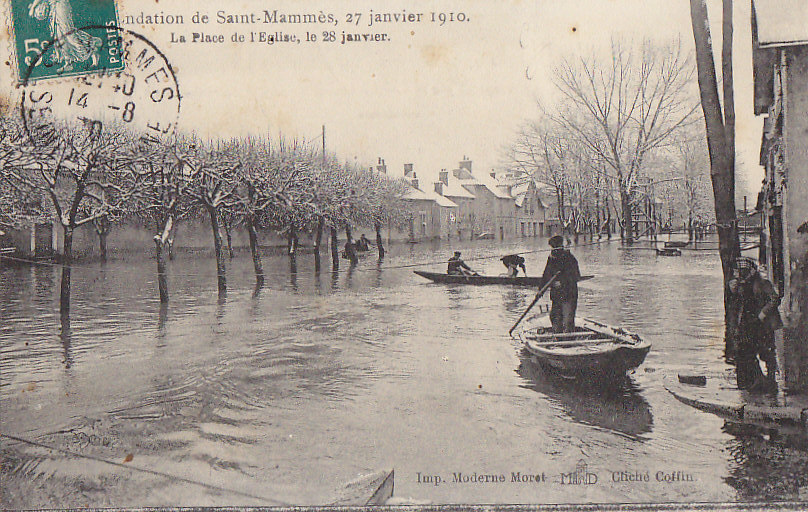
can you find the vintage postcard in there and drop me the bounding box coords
[2,0,808,509]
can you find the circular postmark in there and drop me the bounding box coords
[19,25,181,144]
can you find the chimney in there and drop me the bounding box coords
[439,170,449,185]
[490,170,496,179]
[378,157,383,164]
[434,182,444,195]
[404,163,414,176]
[459,156,472,172]
[412,178,419,190]
[376,158,387,174]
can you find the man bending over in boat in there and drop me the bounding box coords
[501,254,527,277]
[541,235,580,333]
[448,251,477,276]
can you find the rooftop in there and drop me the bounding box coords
[753,0,808,48]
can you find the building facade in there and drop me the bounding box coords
[752,0,808,392]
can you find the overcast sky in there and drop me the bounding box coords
[1,0,763,199]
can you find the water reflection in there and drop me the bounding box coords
[59,311,73,369]
[516,353,653,440]
[722,421,808,501]
[501,289,529,315]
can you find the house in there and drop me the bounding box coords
[752,0,808,393]
[510,180,547,237]
[398,164,459,241]
[451,158,517,240]
[435,169,475,240]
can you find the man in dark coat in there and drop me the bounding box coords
[501,254,526,277]
[728,257,782,392]
[541,235,581,333]
[447,251,476,276]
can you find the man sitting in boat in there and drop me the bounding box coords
[356,234,371,251]
[501,254,527,277]
[541,235,580,333]
[448,251,476,276]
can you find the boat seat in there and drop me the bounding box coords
[533,338,620,348]
[529,331,598,340]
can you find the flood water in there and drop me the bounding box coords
[2,236,807,506]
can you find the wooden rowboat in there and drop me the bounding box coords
[414,270,544,286]
[414,271,593,287]
[515,317,651,380]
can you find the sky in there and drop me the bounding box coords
[0,0,764,200]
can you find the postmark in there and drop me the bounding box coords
[9,0,124,82]
[18,26,181,145]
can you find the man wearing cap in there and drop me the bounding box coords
[448,251,475,276]
[727,256,782,392]
[541,235,581,333]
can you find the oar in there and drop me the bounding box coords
[509,271,560,337]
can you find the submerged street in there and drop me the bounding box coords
[2,237,807,506]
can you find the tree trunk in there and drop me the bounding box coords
[207,206,227,298]
[95,216,109,263]
[375,222,385,258]
[60,226,73,315]
[246,215,263,285]
[314,217,324,272]
[98,230,108,263]
[621,189,634,243]
[167,223,176,261]
[345,225,358,265]
[224,222,234,259]
[288,224,298,273]
[690,0,740,348]
[722,0,735,167]
[330,226,339,271]
[154,236,169,303]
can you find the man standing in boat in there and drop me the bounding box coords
[448,251,476,276]
[541,235,581,333]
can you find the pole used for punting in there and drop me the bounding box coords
[509,271,560,337]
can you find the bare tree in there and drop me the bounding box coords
[5,120,141,313]
[689,0,741,346]
[552,39,701,242]
[134,137,195,303]
[183,140,241,299]
[0,116,46,232]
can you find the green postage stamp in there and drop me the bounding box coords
[9,0,123,82]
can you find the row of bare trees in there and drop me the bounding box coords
[0,114,410,312]
[509,39,713,242]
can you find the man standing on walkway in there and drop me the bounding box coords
[541,235,580,333]
[727,257,782,392]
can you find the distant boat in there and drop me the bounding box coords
[514,316,651,381]
[414,271,594,287]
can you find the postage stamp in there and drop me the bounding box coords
[18,27,181,145]
[9,0,124,82]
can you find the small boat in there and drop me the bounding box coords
[414,270,544,286]
[515,317,651,380]
[656,248,681,256]
[414,271,594,287]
